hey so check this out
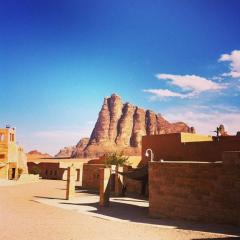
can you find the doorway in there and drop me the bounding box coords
[8,168,16,180]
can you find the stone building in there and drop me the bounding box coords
[142,132,240,163]
[27,158,89,184]
[144,132,240,225]
[0,127,28,180]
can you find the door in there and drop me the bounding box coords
[12,168,16,179]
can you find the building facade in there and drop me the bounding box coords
[0,127,28,179]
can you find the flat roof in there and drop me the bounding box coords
[27,158,91,164]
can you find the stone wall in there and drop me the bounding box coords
[28,161,84,182]
[18,173,39,182]
[142,134,240,164]
[124,177,142,195]
[28,162,65,180]
[82,164,106,191]
[149,161,240,225]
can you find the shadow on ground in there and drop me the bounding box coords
[192,238,240,240]
[35,192,240,238]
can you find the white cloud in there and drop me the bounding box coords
[143,89,193,99]
[163,105,240,135]
[155,73,224,93]
[144,73,225,100]
[219,50,240,78]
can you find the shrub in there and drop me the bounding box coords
[31,166,40,175]
[104,152,130,167]
[18,168,23,175]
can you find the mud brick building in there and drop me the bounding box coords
[146,133,240,225]
[0,127,28,179]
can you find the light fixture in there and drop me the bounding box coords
[145,148,154,162]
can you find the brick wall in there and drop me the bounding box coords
[124,177,142,195]
[149,162,240,225]
[82,164,106,191]
[28,162,65,180]
[142,134,240,164]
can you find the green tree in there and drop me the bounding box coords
[104,152,130,167]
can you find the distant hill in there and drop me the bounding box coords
[27,150,52,160]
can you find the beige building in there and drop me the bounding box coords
[0,127,28,180]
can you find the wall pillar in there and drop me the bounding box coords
[76,169,80,181]
[115,166,124,196]
[66,164,76,200]
[14,168,19,180]
[99,167,111,207]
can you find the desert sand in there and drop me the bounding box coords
[0,180,239,240]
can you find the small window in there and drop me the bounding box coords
[0,154,5,159]
[54,170,57,176]
[0,134,5,142]
[45,169,48,175]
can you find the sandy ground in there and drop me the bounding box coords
[0,180,239,240]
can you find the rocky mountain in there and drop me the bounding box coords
[68,138,89,158]
[72,94,194,158]
[27,150,52,160]
[55,146,76,158]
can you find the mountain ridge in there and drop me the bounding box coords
[72,93,194,157]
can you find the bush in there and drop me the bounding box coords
[104,152,130,167]
[31,166,40,175]
[18,168,23,176]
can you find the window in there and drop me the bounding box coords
[0,154,5,159]
[9,133,15,142]
[0,133,5,142]
[45,169,48,175]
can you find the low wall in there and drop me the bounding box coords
[124,177,142,195]
[149,161,240,225]
[18,174,39,183]
[28,162,65,180]
[82,164,106,191]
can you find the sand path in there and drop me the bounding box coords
[0,180,239,240]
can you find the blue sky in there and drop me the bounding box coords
[1,0,240,154]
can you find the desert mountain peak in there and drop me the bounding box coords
[72,94,194,158]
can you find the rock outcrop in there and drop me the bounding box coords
[27,150,52,160]
[55,146,76,158]
[73,93,194,158]
[71,138,89,158]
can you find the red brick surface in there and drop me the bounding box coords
[142,135,240,164]
[82,164,106,191]
[149,162,240,225]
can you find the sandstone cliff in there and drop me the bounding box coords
[71,138,89,158]
[55,146,76,158]
[73,94,194,158]
[27,150,52,160]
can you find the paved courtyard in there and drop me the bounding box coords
[0,180,239,240]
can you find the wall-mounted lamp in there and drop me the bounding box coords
[145,148,154,162]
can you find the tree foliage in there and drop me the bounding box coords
[104,152,130,167]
